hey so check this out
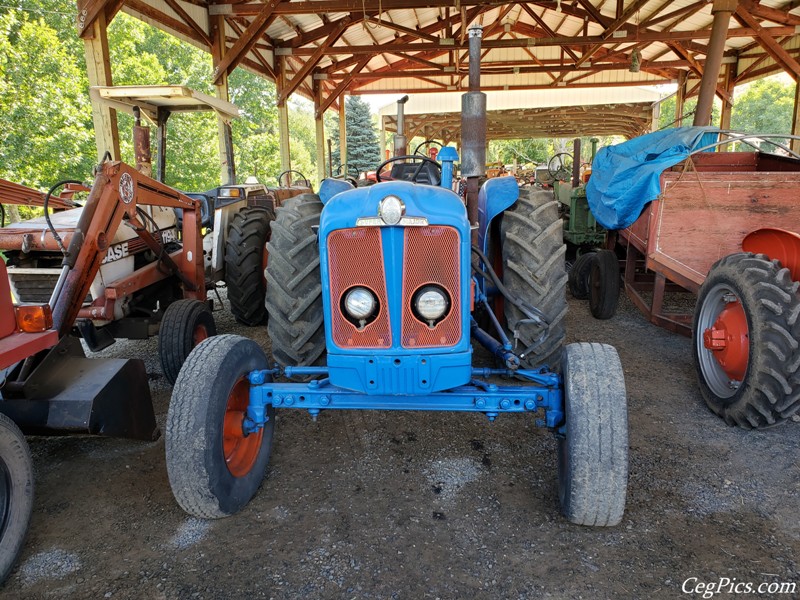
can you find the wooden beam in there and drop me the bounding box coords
[285,26,798,55]
[734,7,800,81]
[83,10,119,160]
[77,0,112,38]
[212,2,279,84]
[227,19,276,79]
[316,55,370,118]
[211,14,235,184]
[278,17,351,104]
[163,0,212,47]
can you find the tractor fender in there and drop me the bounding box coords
[477,175,519,254]
[742,227,800,282]
[318,178,354,205]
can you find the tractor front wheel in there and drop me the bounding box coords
[557,343,628,527]
[166,335,274,518]
[0,413,34,583]
[225,206,274,326]
[693,253,800,428]
[159,299,216,385]
[500,188,567,371]
[265,194,326,372]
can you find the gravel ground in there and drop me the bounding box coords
[3,286,799,599]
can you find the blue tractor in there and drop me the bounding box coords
[165,26,628,527]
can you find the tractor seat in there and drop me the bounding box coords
[389,162,441,187]
[174,193,212,230]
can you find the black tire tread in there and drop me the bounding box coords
[225,206,274,326]
[265,194,326,369]
[558,343,628,527]
[589,249,620,320]
[693,252,800,428]
[159,298,216,385]
[0,413,33,584]
[500,188,568,371]
[166,334,271,518]
[568,251,596,300]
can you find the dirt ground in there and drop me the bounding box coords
[4,288,799,599]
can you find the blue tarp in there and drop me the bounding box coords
[586,126,719,230]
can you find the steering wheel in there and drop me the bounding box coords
[548,153,574,182]
[375,155,441,184]
[413,139,444,157]
[277,169,309,187]
[332,163,360,187]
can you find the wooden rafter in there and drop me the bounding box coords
[212,4,279,84]
[163,0,211,47]
[734,6,800,81]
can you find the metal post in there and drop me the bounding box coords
[156,108,170,183]
[277,56,292,175]
[571,138,581,188]
[314,83,326,186]
[792,82,800,155]
[675,71,686,127]
[693,0,736,126]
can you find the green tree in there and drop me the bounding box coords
[329,95,381,176]
[731,75,794,135]
[0,11,95,188]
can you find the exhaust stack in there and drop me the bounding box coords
[461,25,487,179]
[394,95,409,156]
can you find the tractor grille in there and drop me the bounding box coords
[328,227,391,348]
[401,226,461,348]
[327,225,461,350]
[7,268,62,304]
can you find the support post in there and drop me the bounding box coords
[339,97,347,171]
[314,83,326,186]
[277,57,292,174]
[719,62,737,132]
[693,0,736,126]
[675,71,687,127]
[792,82,800,155]
[379,116,387,160]
[83,11,120,161]
[211,15,235,184]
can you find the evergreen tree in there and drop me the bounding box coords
[329,95,381,176]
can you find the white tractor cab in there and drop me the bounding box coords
[90,85,313,325]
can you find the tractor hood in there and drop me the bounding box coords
[320,180,468,234]
[1,205,177,245]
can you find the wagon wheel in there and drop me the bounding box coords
[166,335,274,518]
[693,252,800,428]
[588,249,620,319]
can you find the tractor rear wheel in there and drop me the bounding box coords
[693,252,800,428]
[225,206,274,326]
[0,413,33,583]
[159,299,216,385]
[166,335,274,518]
[500,188,567,371]
[588,249,620,320]
[557,343,628,526]
[568,251,596,299]
[265,194,326,371]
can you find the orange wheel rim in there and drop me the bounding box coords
[702,300,749,381]
[222,377,263,477]
[193,324,209,347]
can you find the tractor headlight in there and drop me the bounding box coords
[378,195,405,225]
[344,287,376,320]
[413,285,450,324]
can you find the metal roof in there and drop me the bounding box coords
[78,1,800,111]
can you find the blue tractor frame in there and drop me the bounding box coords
[165,145,629,528]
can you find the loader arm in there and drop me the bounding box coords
[50,161,204,336]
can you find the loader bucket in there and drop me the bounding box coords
[0,337,158,441]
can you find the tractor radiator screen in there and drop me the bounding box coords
[401,226,461,348]
[328,228,391,348]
